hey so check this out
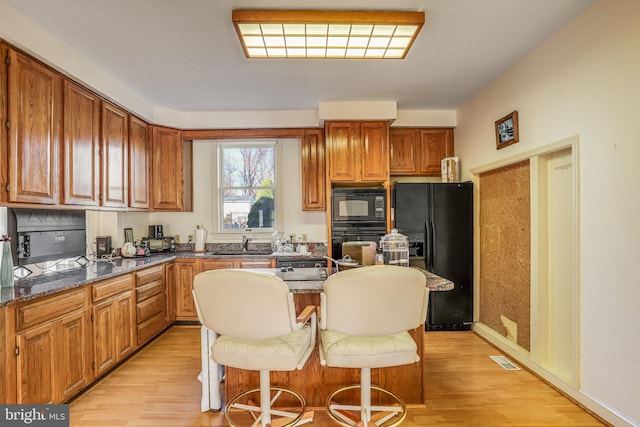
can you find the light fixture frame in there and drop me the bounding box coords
[232,9,425,59]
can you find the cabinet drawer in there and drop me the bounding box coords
[136,279,164,303]
[16,288,87,332]
[137,311,166,346]
[136,293,165,324]
[92,274,133,302]
[135,265,163,287]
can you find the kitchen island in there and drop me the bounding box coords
[201,267,454,410]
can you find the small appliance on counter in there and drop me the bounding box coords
[148,225,164,238]
[141,236,175,253]
[96,236,113,258]
[121,242,150,258]
[341,241,377,266]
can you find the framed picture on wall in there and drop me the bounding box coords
[495,110,519,149]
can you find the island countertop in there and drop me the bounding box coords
[1,254,453,307]
[241,266,454,294]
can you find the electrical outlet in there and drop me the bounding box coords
[188,235,193,243]
[301,233,308,242]
[289,233,296,243]
[174,235,180,243]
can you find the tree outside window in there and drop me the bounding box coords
[219,142,276,231]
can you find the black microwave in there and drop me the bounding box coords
[331,188,386,228]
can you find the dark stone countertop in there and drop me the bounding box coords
[1,254,176,307]
[1,251,453,307]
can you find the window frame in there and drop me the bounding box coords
[214,139,282,237]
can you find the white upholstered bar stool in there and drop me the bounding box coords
[192,269,316,427]
[319,265,428,427]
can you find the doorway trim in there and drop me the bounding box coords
[471,135,580,390]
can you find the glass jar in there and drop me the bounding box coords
[1,236,15,288]
[379,229,410,266]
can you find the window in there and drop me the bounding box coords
[218,141,276,232]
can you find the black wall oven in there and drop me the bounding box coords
[330,188,387,260]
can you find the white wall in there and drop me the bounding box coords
[147,139,327,244]
[454,1,640,425]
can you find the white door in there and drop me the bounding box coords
[533,146,579,387]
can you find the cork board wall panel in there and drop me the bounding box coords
[479,160,531,350]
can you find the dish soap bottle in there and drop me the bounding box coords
[1,235,14,288]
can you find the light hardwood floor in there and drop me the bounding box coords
[69,326,606,426]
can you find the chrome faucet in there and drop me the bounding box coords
[242,235,253,252]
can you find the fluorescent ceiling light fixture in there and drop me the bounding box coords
[232,10,425,59]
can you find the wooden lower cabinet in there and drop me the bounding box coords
[165,262,177,324]
[0,307,7,403]
[134,265,167,346]
[175,259,200,321]
[176,257,277,321]
[14,288,91,404]
[91,275,135,378]
[200,258,275,271]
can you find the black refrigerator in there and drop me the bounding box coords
[393,182,473,331]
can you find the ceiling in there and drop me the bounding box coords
[6,0,596,113]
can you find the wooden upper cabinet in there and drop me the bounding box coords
[0,45,8,205]
[389,129,420,174]
[301,129,325,210]
[150,126,185,211]
[326,121,389,183]
[389,128,454,176]
[419,128,454,175]
[100,101,128,208]
[62,80,100,206]
[360,122,389,182]
[326,121,357,182]
[6,48,62,204]
[128,116,150,209]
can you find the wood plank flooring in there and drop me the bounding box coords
[69,326,606,426]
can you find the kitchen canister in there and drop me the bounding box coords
[379,229,410,266]
[194,225,207,252]
[1,235,14,288]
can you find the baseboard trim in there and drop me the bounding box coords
[473,322,634,427]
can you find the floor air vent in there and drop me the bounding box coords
[490,355,521,371]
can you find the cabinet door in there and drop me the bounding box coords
[360,122,388,182]
[7,48,62,204]
[58,310,91,400]
[93,292,134,377]
[165,262,177,324]
[128,116,150,209]
[326,122,357,182]
[63,80,100,206]
[0,307,8,404]
[101,101,128,207]
[93,299,117,377]
[235,258,275,269]
[389,129,419,175]
[16,323,57,404]
[419,129,453,175]
[301,129,325,210]
[200,259,235,271]
[151,126,184,211]
[174,260,198,320]
[115,292,135,359]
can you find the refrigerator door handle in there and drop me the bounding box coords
[425,221,434,271]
